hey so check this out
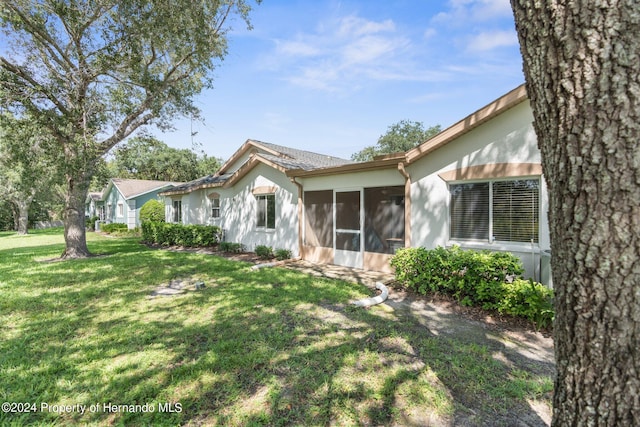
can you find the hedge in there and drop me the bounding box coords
[141,221,221,247]
[101,223,129,233]
[390,245,554,328]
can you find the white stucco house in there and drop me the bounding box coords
[159,140,351,257]
[161,85,552,285]
[87,178,180,229]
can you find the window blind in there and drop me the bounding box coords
[450,182,489,240]
[492,180,539,243]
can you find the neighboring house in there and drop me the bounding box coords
[90,178,180,229]
[159,140,351,257]
[161,84,552,285]
[85,191,104,220]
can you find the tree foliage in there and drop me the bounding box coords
[351,120,441,162]
[111,135,221,182]
[0,0,258,257]
[511,1,640,424]
[0,113,62,234]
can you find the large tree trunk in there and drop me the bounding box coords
[61,174,91,258]
[14,197,31,235]
[511,1,640,425]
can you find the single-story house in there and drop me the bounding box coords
[161,85,552,285]
[87,178,180,229]
[159,140,352,256]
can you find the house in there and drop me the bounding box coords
[162,85,552,285]
[292,84,550,282]
[88,178,180,229]
[85,191,104,220]
[159,140,351,256]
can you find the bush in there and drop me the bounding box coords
[390,245,552,328]
[87,215,100,231]
[219,241,244,253]
[275,248,292,261]
[140,199,165,223]
[141,221,221,247]
[497,279,554,329]
[255,245,274,259]
[101,223,129,233]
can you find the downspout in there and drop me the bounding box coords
[290,177,304,259]
[398,162,411,248]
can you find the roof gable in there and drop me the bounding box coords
[110,178,180,200]
[218,139,351,175]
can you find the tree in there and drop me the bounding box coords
[0,0,258,257]
[510,1,639,425]
[0,114,60,234]
[351,120,441,161]
[112,135,221,182]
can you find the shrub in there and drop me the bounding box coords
[140,199,165,223]
[497,279,555,329]
[141,221,221,247]
[255,245,274,259]
[101,223,129,233]
[219,241,244,253]
[275,248,292,261]
[87,215,100,231]
[390,245,552,328]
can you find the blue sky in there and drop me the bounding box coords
[154,0,525,161]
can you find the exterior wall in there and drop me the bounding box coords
[103,186,127,225]
[220,163,300,257]
[408,101,551,282]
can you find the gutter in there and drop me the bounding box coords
[290,176,304,258]
[398,162,411,248]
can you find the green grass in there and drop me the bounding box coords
[0,229,553,426]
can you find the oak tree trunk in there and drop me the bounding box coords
[15,198,31,235]
[61,174,91,259]
[511,1,640,425]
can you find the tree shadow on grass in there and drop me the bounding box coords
[1,249,554,426]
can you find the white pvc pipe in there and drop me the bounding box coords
[352,282,389,307]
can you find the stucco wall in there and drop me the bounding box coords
[408,101,551,282]
[220,163,300,257]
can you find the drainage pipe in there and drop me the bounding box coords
[352,282,389,307]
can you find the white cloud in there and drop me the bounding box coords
[265,14,420,92]
[467,30,518,51]
[434,0,512,25]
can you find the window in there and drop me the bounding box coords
[173,200,182,223]
[304,190,333,247]
[256,194,275,229]
[117,202,124,217]
[450,179,539,243]
[211,197,220,218]
[364,186,405,254]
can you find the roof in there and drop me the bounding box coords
[159,174,230,196]
[218,139,351,175]
[110,178,180,199]
[164,139,353,195]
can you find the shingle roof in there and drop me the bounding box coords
[254,141,352,170]
[111,179,179,199]
[160,174,230,195]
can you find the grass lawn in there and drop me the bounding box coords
[0,229,553,426]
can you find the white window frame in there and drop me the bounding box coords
[449,177,540,245]
[173,200,182,223]
[256,194,276,230]
[117,202,124,218]
[211,197,221,219]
